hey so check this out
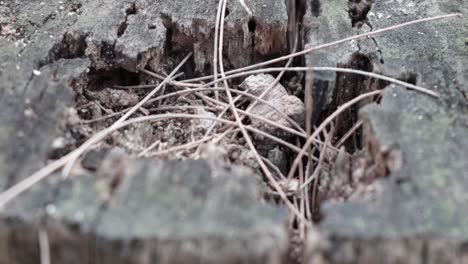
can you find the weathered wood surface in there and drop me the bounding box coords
[2,157,288,264]
[2,0,468,263]
[0,0,290,263]
[303,0,468,263]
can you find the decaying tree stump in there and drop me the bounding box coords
[303,0,468,262]
[1,0,468,263]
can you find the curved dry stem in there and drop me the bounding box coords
[83,87,307,139]
[146,136,216,157]
[197,67,439,98]
[66,53,191,177]
[218,32,300,141]
[287,90,382,180]
[122,65,438,126]
[137,140,161,157]
[336,119,364,148]
[38,229,51,264]
[135,70,202,88]
[237,0,252,15]
[218,0,308,225]
[213,0,224,101]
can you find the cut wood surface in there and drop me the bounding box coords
[0,0,467,263]
[303,0,468,263]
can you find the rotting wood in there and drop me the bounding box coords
[303,0,468,262]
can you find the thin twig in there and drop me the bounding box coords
[200,26,301,145]
[82,86,319,152]
[304,42,314,209]
[228,31,300,140]
[61,53,193,177]
[297,138,311,220]
[203,95,306,138]
[237,0,253,15]
[137,71,304,135]
[200,67,439,97]
[38,229,51,264]
[298,139,306,238]
[137,140,161,157]
[261,156,287,180]
[311,125,333,216]
[213,0,223,101]
[148,66,438,99]
[0,112,320,209]
[287,90,382,180]
[157,84,167,107]
[132,72,202,88]
[0,56,192,209]
[93,65,438,126]
[114,73,187,89]
[195,48,303,154]
[336,119,364,148]
[81,90,312,147]
[181,13,460,84]
[146,105,219,113]
[147,136,215,157]
[218,0,308,225]
[154,86,306,132]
